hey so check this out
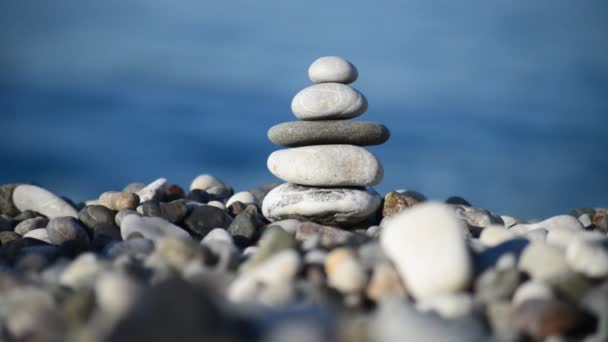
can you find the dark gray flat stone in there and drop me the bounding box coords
[267,120,389,147]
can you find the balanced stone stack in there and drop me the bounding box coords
[262,56,389,226]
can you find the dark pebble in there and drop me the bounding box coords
[47,217,90,246]
[142,199,189,224]
[0,237,51,264]
[14,217,49,235]
[92,222,122,251]
[12,210,41,222]
[0,183,22,217]
[187,189,210,204]
[0,216,12,231]
[163,184,185,202]
[0,231,21,244]
[228,205,260,248]
[78,205,116,230]
[228,201,247,216]
[446,196,472,206]
[184,205,232,237]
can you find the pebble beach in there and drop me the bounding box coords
[1,57,607,342]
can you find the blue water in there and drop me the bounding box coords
[1,0,607,219]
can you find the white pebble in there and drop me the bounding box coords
[416,293,475,319]
[479,225,516,247]
[206,201,226,210]
[308,56,358,84]
[23,228,51,244]
[226,191,256,207]
[136,178,167,202]
[512,280,554,305]
[190,174,225,191]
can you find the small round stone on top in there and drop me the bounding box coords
[308,56,358,84]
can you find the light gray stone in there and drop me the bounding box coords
[380,202,473,300]
[291,83,367,120]
[60,253,108,288]
[268,120,389,147]
[308,56,358,84]
[23,228,51,243]
[136,178,167,202]
[226,191,256,207]
[120,215,190,240]
[566,236,608,278]
[14,217,48,235]
[416,293,475,319]
[12,184,77,218]
[518,242,571,280]
[450,205,503,229]
[95,271,142,316]
[262,183,381,225]
[479,226,516,247]
[267,145,383,187]
[189,174,225,191]
[513,280,554,305]
[47,216,89,245]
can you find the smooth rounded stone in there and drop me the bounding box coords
[325,248,367,294]
[115,209,138,227]
[367,225,381,237]
[121,215,190,241]
[14,217,48,235]
[512,299,596,341]
[268,219,301,235]
[416,293,475,319]
[142,199,189,224]
[566,237,608,278]
[227,205,260,248]
[304,249,328,265]
[511,215,584,237]
[206,185,232,200]
[242,246,258,258]
[92,223,121,245]
[445,196,471,206]
[227,249,301,307]
[380,202,473,300]
[136,178,167,202]
[371,299,489,342]
[485,301,519,341]
[0,183,22,216]
[98,191,140,211]
[23,228,51,243]
[78,205,116,229]
[382,190,426,218]
[268,145,383,187]
[46,216,89,246]
[122,182,145,193]
[308,56,358,84]
[479,225,516,247]
[206,200,226,210]
[262,183,381,226]
[156,237,209,270]
[226,191,256,208]
[518,242,571,280]
[60,253,108,288]
[513,280,555,305]
[268,120,389,148]
[12,184,77,218]
[187,189,211,204]
[189,174,225,191]
[184,205,232,237]
[366,262,407,301]
[291,83,367,120]
[240,226,296,272]
[450,204,503,231]
[294,222,358,248]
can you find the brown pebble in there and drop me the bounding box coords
[366,262,407,301]
[382,191,426,218]
[99,191,140,211]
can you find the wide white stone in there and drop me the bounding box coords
[566,237,608,278]
[95,272,142,316]
[200,228,233,245]
[308,56,358,84]
[120,215,190,240]
[291,83,367,120]
[518,242,570,280]
[268,145,383,187]
[380,202,473,300]
[136,178,167,202]
[206,201,226,210]
[226,191,256,207]
[512,280,554,305]
[23,228,51,243]
[262,183,381,225]
[189,174,225,191]
[12,184,78,218]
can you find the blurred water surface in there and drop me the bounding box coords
[1,0,607,219]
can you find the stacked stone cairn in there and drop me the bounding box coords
[262,56,390,226]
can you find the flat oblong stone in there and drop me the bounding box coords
[268,121,389,147]
[268,145,383,187]
[12,184,78,218]
[261,183,381,226]
[291,83,367,120]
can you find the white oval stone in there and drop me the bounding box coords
[512,280,554,305]
[120,215,190,240]
[291,83,367,120]
[416,293,475,319]
[206,201,226,210]
[479,226,516,247]
[226,191,256,207]
[190,174,225,191]
[268,145,383,187]
[262,183,381,225]
[518,242,570,280]
[12,185,78,218]
[380,202,473,300]
[23,228,51,243]
[308,56,358,84]
[200,228,233,245]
